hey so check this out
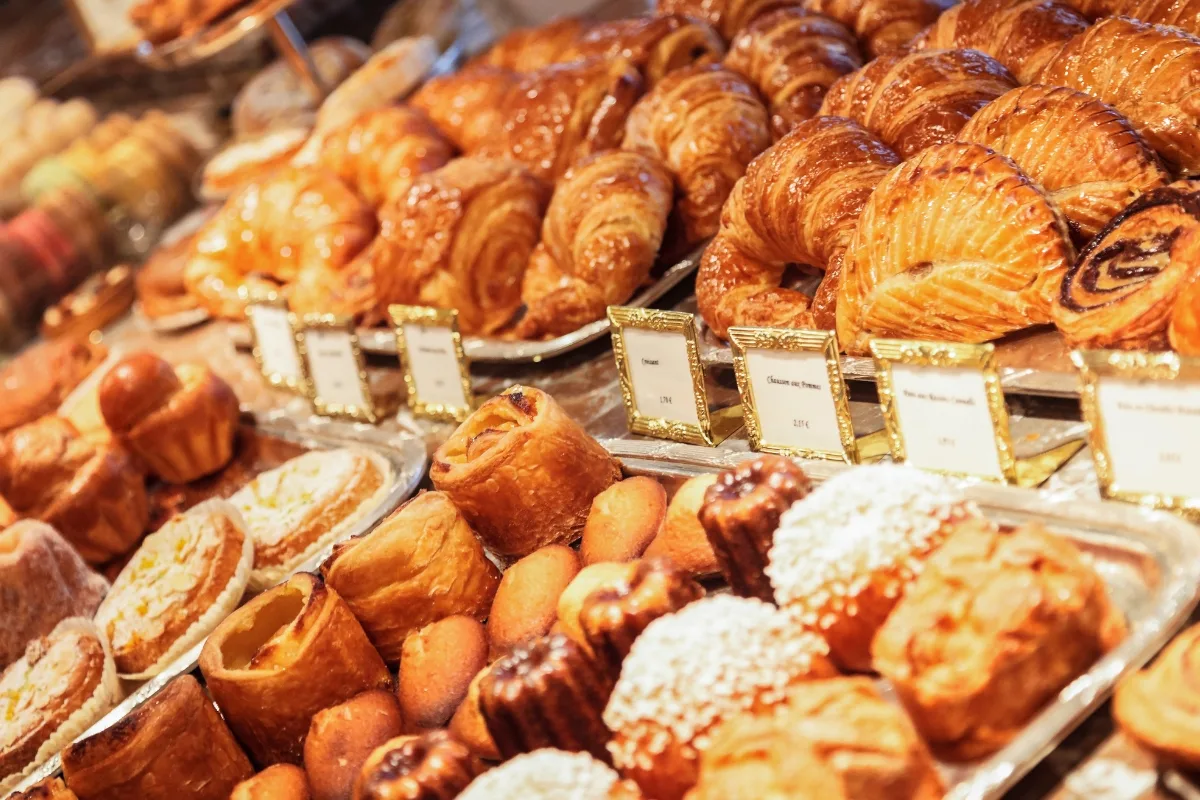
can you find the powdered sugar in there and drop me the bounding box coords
[457,749,621,800]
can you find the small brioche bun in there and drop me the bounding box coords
[556,561,638,648]
[231,764,311,800]
[487,545,580,657]
[448,668,500,761]
[580,477,667,565]
[303,690,404,800]
[644,475,721,577]
[399,616,488,730]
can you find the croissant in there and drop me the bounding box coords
[818,48,1018,159]
[724,8,863,137]
[385,157,548,336]
[624,64,772,243]
[838,142,1074,353]
[1065,0,1200,36]
[696,116,900,339]
[469,17,589,72]
[1037,17,1200,174]
[517,150,673,339]
[801,0,957,55]
[909,0,1090,83]
[1054,181,1200,350]
[564,15,726,86]
[958,85,1169,243]
[408,67,519,152]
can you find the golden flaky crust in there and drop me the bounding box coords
[198,573,391,766]
[958,85,1169,243]
[818,48,1017,159]
[1114,622,1200,768]
[1067,0,1200,36]
[624,65,771,244]
[872,521,1126,761]
[802,0,956,55]
[655,0,793,41]
[321,491,501,665]
[838,142,1074,354]
[385,157,548,336]
[1037,17,1200,173]
[725,8,862,138]
[696,116,899,338]
[910,0,1089,83]
[566,15,726,85]
[1171,266,1200,355]
[409,67,519,152]
[687,721,850,800]
[303,691,402,800]
[1054,180,1200,350]
[470,17,588,72]
[62,675,252,800]
[517,151,673,339]
[431,386,621,559]
[9,778,79,799]
[230,764,311,800]
[355,731,485,800]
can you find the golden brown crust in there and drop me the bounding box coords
[1114,622,1200,768]
[9,777,79,799]
[198,574,392,766]
[303,691,403,800]
[580,478,666,566]
[354,731,485,800]
[643,475,720,577]
[431,386,621,559]
[398,616,488,730]
[688,721,849,800]
[556,562,640,650]
[62,674,252,800]
[133,227,201,319]
[408,67,519,153]
[1075,0,1200,36]
[448,670,501,762]
[470,17,588,72]
[487,544,580,658]
[656,0,795,41]
[0,338,106,433]
[322,491,500,665]
[566,15,726,86]
[96,352,181,435]
[129,0,245,43]
[805,0,955,55]
[1171,264,1200,355]
[231,765,312,800]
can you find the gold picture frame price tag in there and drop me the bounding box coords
[608,307,740,446]
[243,290,310,396]
[389,304,474,423]
[298,314,378,424]
[1073,349,1200,517]
[872,339,1081,487]
[729,326,888,463]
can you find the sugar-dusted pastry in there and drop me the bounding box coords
[0,521,107,668]
[199,128,311,201]
[624,65,771,243]
[233,446,391,593]
[604,596,835,800]
[480,634,614,761]
[873,521,1126,761]
[1055,180,1200,350]
[304,691,403,800]
[0,338,106,433]
[580,478,666,565]
[9,777,78,799]
[231,765,311,800]
[398,616,488,730]
[565,15,725,86]
[487,545,580,657]
[448,670,501,761]
[698,454,811,601]
[643,475,721,577]
[801,0,956,55]
[355,731,485,800]
[457,749,642,800]
[198,573,392,766]
[838,142,1074,354]
[322,490,499,664]
[94,499,252,678]
[98,352,239,484]
[556,562,639,650]
[62,674,251,800]
[1114,622,1200,768]
[767,465,979,671]
[431,386,622,559]
[0,619,120,794]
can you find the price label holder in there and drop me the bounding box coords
[871,339,1083,487]
[298,314,378,424]
[1074,349,1200,517]
[608,307,741,446]
[728,326,888,463]
[243,290,310,396]
[389,304,474,423]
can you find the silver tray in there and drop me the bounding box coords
[602,437,1200,800]
[10,411,427,795]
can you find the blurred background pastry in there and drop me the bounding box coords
[0,338,106,433]
[355,730,485,800]
[41,267,134,342]
[456,748,641,800]
[231,764,312,800]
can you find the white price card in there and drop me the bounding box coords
[300,317,377,423]
[622,327,701,425]
[246,303,307,393]
[389,305,473,422]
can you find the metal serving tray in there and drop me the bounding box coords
[602,437,1200,800]
[11,411,427,795]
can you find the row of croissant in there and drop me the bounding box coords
[183,0,1200,352]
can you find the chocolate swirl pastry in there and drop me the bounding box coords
[1053,179,1200,350]
[355,731,485,800]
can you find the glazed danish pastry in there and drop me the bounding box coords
[1114,622,1200,768]
[355,731,485,800]
[801,0,956,55]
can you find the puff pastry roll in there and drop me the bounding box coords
[61,675,252,800]
[696,116,900,338]
[408,67,520,152]
[624,65,771,243]
[1066,0,1200,36]
[802,0,957,55]
[565,15,726,86]
[1054,181,1200,350]
[1114,622,1200,768]
[1037,17,1200,173]
[431,386,621,559]
[838,142,1074,353]
[469,17,588,72]
[198,573,391,766]
[909,0,1090,83]
[958,85,1169,243]
[517,151,673,339]
[818,48,1018,159]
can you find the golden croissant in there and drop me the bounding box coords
[656,0,797,41]
[724,8,863,138]
[468,17,589,72]
[801,0,956,55]
[408,66,519,153]
[624,64,772,244]
[1037,17,1200,173]
[818,48,1018,159]
[1066,0,1200,36]
[518,150,673,339]
[838,142,1074,353]
[697,116,900,339]
[564,14,727,85]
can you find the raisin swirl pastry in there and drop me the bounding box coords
[1053,180,1200,350]
[355,731,484,800]
[479,633,615,763]
[697,455,811,601]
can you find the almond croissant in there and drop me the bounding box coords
[838,142,1074,353]
[697,116,900,339]
[518,150,673,339]
[801,0,956,55]
[1066,0,1200,37]
[818,48,1018,159]
[724,8,863,138]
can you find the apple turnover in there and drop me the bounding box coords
[94,499,252,678]
[228,447,391,592]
